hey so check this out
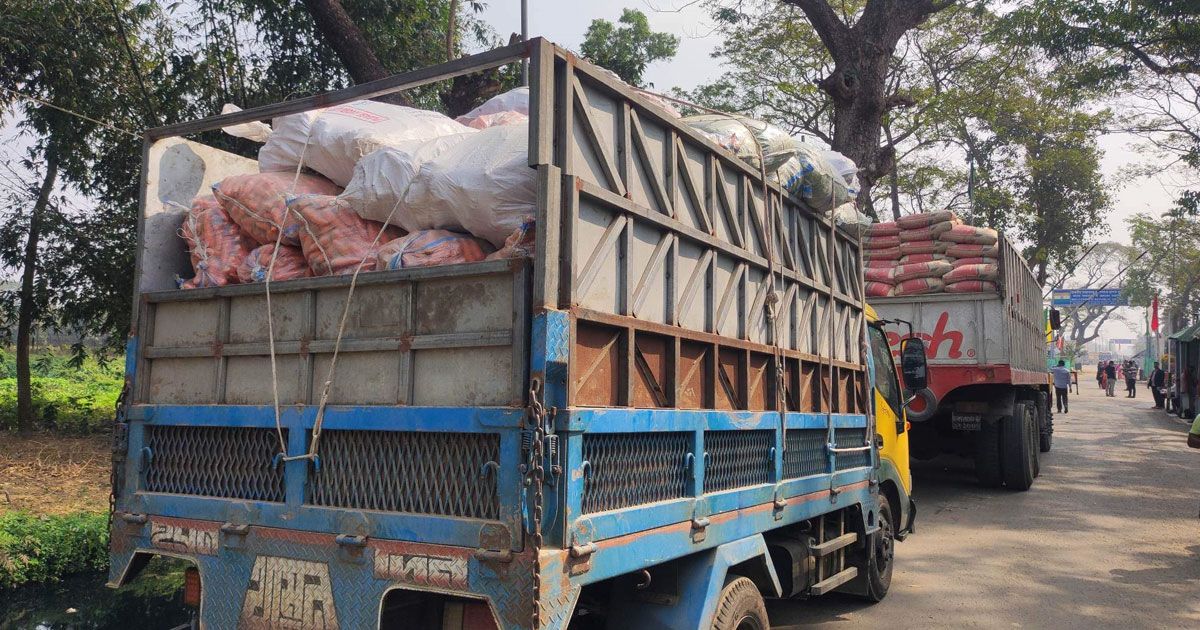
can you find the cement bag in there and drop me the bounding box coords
[864,267,895,283]
[866,281,895,298]
[945,280,998,294]
[894,278,945,296]
[863,247,901,261]
[179,196,256,289]
[864,235,901,250]
[868,221,900,238]
[779,144,854,213]
[213,172,342,246]
[952,256,998,268]
[897,210,960,230]
[377,230,492,270]
[683,114,798,172]
[943,263,999,283]
[866,259,897,269]
[258,100,474,186]
[238,244,312,284]
[405,123,537,248]
[899,240,949,256]
[899,253,947,264]
[486,220,536,260]
[898,221,956,242]
[941,224,998,245]
[287,194,405,276]
[456,87,529,124]
[894,260,952,282]
[946,242,999,258]
[339,134,474,230]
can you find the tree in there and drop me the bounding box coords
[1046,243,1134,347]
[580,8,679,88]
[1126,209,1200,331]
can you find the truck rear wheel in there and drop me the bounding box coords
[711,576,769,630]
[1001,403,1035,491]
[975,418,1004,488]
[1037,391,1053,453]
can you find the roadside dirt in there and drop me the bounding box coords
[0,432,110,515]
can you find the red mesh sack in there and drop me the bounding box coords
[238,244,312,284]
[867,221,900,237]
[179,196,255,289]
[864,235,900,250]
[896,210,960,230]
[899,253,947,264]
[941,224,998,245]
[945,280,998,294]
[866,281,895,298]
[486,220,536,260]
[377,230,493,270]
[943,263,999,283]
[952,256,998,268]
[865,267,895,283]
[898,221,955,242]
[864,247,901,261]
[946,243,998,258]
[894,260,952,282]
[287,194,405,276]
[899,240,949,256]
[213,172,342,246]
[895,278,945,296]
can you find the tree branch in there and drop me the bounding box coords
[783,0,852,62]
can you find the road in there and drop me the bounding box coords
[770,380,1200,629]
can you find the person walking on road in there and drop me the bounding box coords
[1126,360,1138,398]
[1051,360,1071,413]
[1097,365,1105,390]
[1149,362,1166,409]
[1105,361,1118,397]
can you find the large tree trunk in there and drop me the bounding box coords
[300,0,412,105]
[16,156,58,434]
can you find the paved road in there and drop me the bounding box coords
[770,382,1200,629]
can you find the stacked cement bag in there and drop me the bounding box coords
[861,211,1000,297]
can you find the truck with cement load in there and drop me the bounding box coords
[106,39,926,629]
[871,233,1052,490]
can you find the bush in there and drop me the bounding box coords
[0,348,123,433]
[0,511,110,589]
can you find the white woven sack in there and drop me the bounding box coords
[339,134,474,231]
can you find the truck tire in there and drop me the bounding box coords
[711,576,769,630]
[905,388,938,422]
[862,500,895,602]
[975,417,1004,488]
[1001,403,1035,491]
[1037,391,1053,453]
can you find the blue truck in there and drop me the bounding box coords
[107,38,921,629]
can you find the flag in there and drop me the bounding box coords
[1044,308,1053,343]
[1056,335,1065,351]
[1150,294,1160,333]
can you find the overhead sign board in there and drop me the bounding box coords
[1110,338,1135,345]
[1050,288,1127,307]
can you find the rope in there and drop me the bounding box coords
[0,85,141,139]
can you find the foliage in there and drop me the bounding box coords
[0,511,109,590]
[580,8,679,88]
[1126,210,1200,330]
[0,348,122,433]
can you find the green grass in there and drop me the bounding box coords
[0,511,109,590]
[0,349,123,433]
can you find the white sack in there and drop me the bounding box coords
[258,100,473,186]
[405,123,536,248]
[457,87,529,122]
[339,133,474,230]
[220,104,273,143]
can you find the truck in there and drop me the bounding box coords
[106,38,924,629]
[871,233,1052,490]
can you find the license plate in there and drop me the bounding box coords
[952,413,982,431]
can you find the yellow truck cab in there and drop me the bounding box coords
[866,304,916,539]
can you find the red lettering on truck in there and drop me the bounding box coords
[886,311,965,359]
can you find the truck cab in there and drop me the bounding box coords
[865,305,915,539]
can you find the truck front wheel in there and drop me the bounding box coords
[863,500,895,602]
[711,576,769,630]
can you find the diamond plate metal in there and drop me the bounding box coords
[581,432,690,514]
[703,430,772,493]
[307,430,501,520]
[834,427,870,470]
[783,428,827,479]
[143,426,285,502]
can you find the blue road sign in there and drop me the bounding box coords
[1050,288,1127,307]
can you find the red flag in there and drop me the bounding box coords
[1151,294,1160,333]
[1056,335,1065,351]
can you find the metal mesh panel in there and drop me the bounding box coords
[703,430,773,493]
[307,430,500,520]
[143,426,285,502]
[783,429,827,479]
[582,432,690,514]
[835,427,870,470]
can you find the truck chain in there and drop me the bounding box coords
[525,377,548,629]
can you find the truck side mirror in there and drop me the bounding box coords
[900,337,929,392]
[1049,308,1062,331]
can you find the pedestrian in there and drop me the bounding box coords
[1149,362,1166,409]
[1051,360,1071,413]
[1105,361,1118,397]
[1096,365,1105,390]
[1126,361,1137,398]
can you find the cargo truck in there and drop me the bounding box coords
[106,39,925,629]
[871,234,1052,490]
